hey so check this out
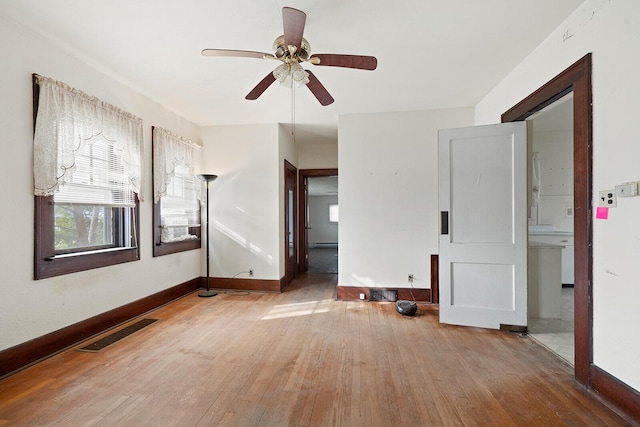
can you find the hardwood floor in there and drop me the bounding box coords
[0,274,632,426]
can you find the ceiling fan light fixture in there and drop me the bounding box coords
[291,63,309,84]
[273,63,290,83]
[273,62,309,87]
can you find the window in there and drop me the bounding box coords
[53,134,136,253]
[329,204,339,223]
[152,126,202,256]
[33,75,143,279]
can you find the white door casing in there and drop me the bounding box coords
[438,122,528,329]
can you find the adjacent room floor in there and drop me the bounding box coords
[528,287,575,365]
[307,246,338,274]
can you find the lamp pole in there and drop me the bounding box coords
[197,174,218,297]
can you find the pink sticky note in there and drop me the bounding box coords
[596,206,609,219]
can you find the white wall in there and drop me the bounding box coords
[308,195,339,246]
[297,140,338,169]
[0,14,202,351]
[338,108,474,290]
[532,126,574,232]
[475,0,640,392]
[199,124,283,281]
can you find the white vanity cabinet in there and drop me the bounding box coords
[528,241,563,318]
[528,232,574,285]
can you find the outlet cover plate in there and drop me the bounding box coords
[599,190,617,208]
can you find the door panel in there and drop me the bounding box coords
[439,122,527,330]
[452,263,514,310]
[450,136,515,244]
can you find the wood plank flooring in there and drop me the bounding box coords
[0,274,632,426]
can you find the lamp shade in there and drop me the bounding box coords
[197,174,218,182]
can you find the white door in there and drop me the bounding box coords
[438,122,528,330]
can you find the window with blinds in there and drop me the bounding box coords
[53,135,136,253]
[159,164,200,243]
[32,74,142,279]
[151,126,202,256]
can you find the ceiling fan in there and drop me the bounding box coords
[202,7,377,106]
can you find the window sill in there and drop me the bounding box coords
[48,246,134,260]
[153,239,201,257]
[35,247,140,280]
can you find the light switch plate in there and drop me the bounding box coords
[615,182,637,197]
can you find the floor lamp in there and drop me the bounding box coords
[198,174,218,298]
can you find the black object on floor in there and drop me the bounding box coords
[396,300,417,316]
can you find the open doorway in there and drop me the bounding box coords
[502,54,591,386]
[298,169,338,274]
[306,176,338,273]
[526,92,575,364]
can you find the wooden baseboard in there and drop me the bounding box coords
[336,285,431,302]
[208,276,284,293]
[0,278,200,379]
[590,364,640,424]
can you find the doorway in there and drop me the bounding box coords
[298,169,339,274]
[306,176,338,273]
[502,54,592,385]
[284,160,297,286]
[526,92,575,364]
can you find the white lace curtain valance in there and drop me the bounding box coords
[33,74,145,200]
[152,126,202,204]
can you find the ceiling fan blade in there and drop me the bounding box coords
[282,7,306,50]
[245,72,277,100]
[306,70,334,106]
[310,54,377,70]
[202,49,274,59]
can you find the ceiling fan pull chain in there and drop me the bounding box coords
[291,83,296,143]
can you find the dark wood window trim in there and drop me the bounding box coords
[502,54,592,386]
[151,126,202,257]
[34,196,141,280]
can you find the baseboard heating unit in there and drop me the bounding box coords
[314,242,338,248]
[369,289,398,302]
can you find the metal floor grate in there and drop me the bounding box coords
[77,318,158,353]
[369,289,398,302]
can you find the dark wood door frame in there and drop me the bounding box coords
[297,169,338,274]
[504,54,640,421]
[284,160,298,286]
[502,54,592,385]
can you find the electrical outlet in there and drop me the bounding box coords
[359,293,365,300]
[408,274,414,283]
[599,190,617,208]
[249,269,254,277]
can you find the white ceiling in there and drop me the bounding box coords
[0,0,584,145]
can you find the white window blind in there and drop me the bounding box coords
[161,164,200,227]
[54,135,135,206]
